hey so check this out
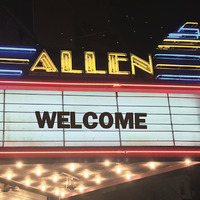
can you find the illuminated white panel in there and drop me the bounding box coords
[0,91,3,147]
[172,115,200,124]
[5,91,62,104]
[171,107,200,115]
[65,131,120,147]
[4,130,64,147]
[121,131,174,146]
[64,92,119,146]
[174,132,200,146]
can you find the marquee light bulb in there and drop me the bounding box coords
[79,186,83,192]
[25,180,30,186]
[126,174,131,180]
[149,162,156,169]
[61,192,65,197]
[41,185,46,191]
[84,171,89,178]
[16,161,23,168]
[70,164,75,172]
[7,173,12,180]
[55,189,59,195]
[185,159,191,165]
[53,175,58,182]
[104,160,110,166]
[117,167,121,174]
[36,169,41,176]
[96,178,101,184]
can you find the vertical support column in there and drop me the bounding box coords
[115,92,122,146]
[167,93,176,146]
[2,90,5,147]
[62,91,65,147]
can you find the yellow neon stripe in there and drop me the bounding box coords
[163,39,200,43]
[158,45,200,49]
[184,22,198,25]
[156,64,200,68]
[0,58,29,62]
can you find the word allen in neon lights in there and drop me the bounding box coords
[30,50,154,75]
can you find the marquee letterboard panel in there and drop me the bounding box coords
[0,90,199,147]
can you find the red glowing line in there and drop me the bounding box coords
[0,80,200,89]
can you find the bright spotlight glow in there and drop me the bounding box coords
[117,167,121,174]
[185,159,191,165]
[96,178,101,184]
[70,164,75,172]
[61,192,65,197]
[149,162,156,169]
[104,160,110,166]
[25,180,30,186]
[16,161,23,168]
[53,175,58,182]
[84,171,89,178]
[7,173,12,180]
[36,169,41,176]
[79,186,83,192]
[126,174,131,180]
[55,189,59,195]
[41,185,46,191]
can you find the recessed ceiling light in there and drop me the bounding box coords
[70,164,75,172]
[41,185,46,191]
[96,178,101,184]
[53,175,58,182]
[61,192,65,197]
[104,160,110,166]
[16,161,23,168]
[36,169,41,176]
[79,186,83,192]
[84,171,89,178]
[185,159,191,165]
[117,167,121,174]
[7,173,12,180]
[25,180,30,186]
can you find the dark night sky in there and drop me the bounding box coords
[1,0,200,59]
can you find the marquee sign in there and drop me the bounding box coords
[1,22,200,158]
[0,90,200,148]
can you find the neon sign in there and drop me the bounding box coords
[30,50,154,75]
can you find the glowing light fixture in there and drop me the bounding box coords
[53,175,58,182]
[104,160,110,166]
[41,185,46,191]
[36,169,41,176]
[69,164,75,172]
[117,166,121,174]
[61,192,65,198]
[84,171,89,178]
[25,180,30,186]
[16,161,23,168]
[79,186,83,192]
[96,178,101,184]
[149,162,156,169]
[185,159,191,165]
[55,189,59,195]
[7,173,12,180]
[0,46,36,52]
[0,69,23,76]
[126,174,131,180]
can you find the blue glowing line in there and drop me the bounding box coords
[167,33,200,39]
[154,54,200,60]
[157,74,200,78]
[154,54,200,58]
[157,77,200,81]
[178,28,199,34]
[0,69,23,76]
[0,47,36,52]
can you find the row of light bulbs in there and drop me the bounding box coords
[4,159,192,198]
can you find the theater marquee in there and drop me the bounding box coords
[0,89,200,148]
